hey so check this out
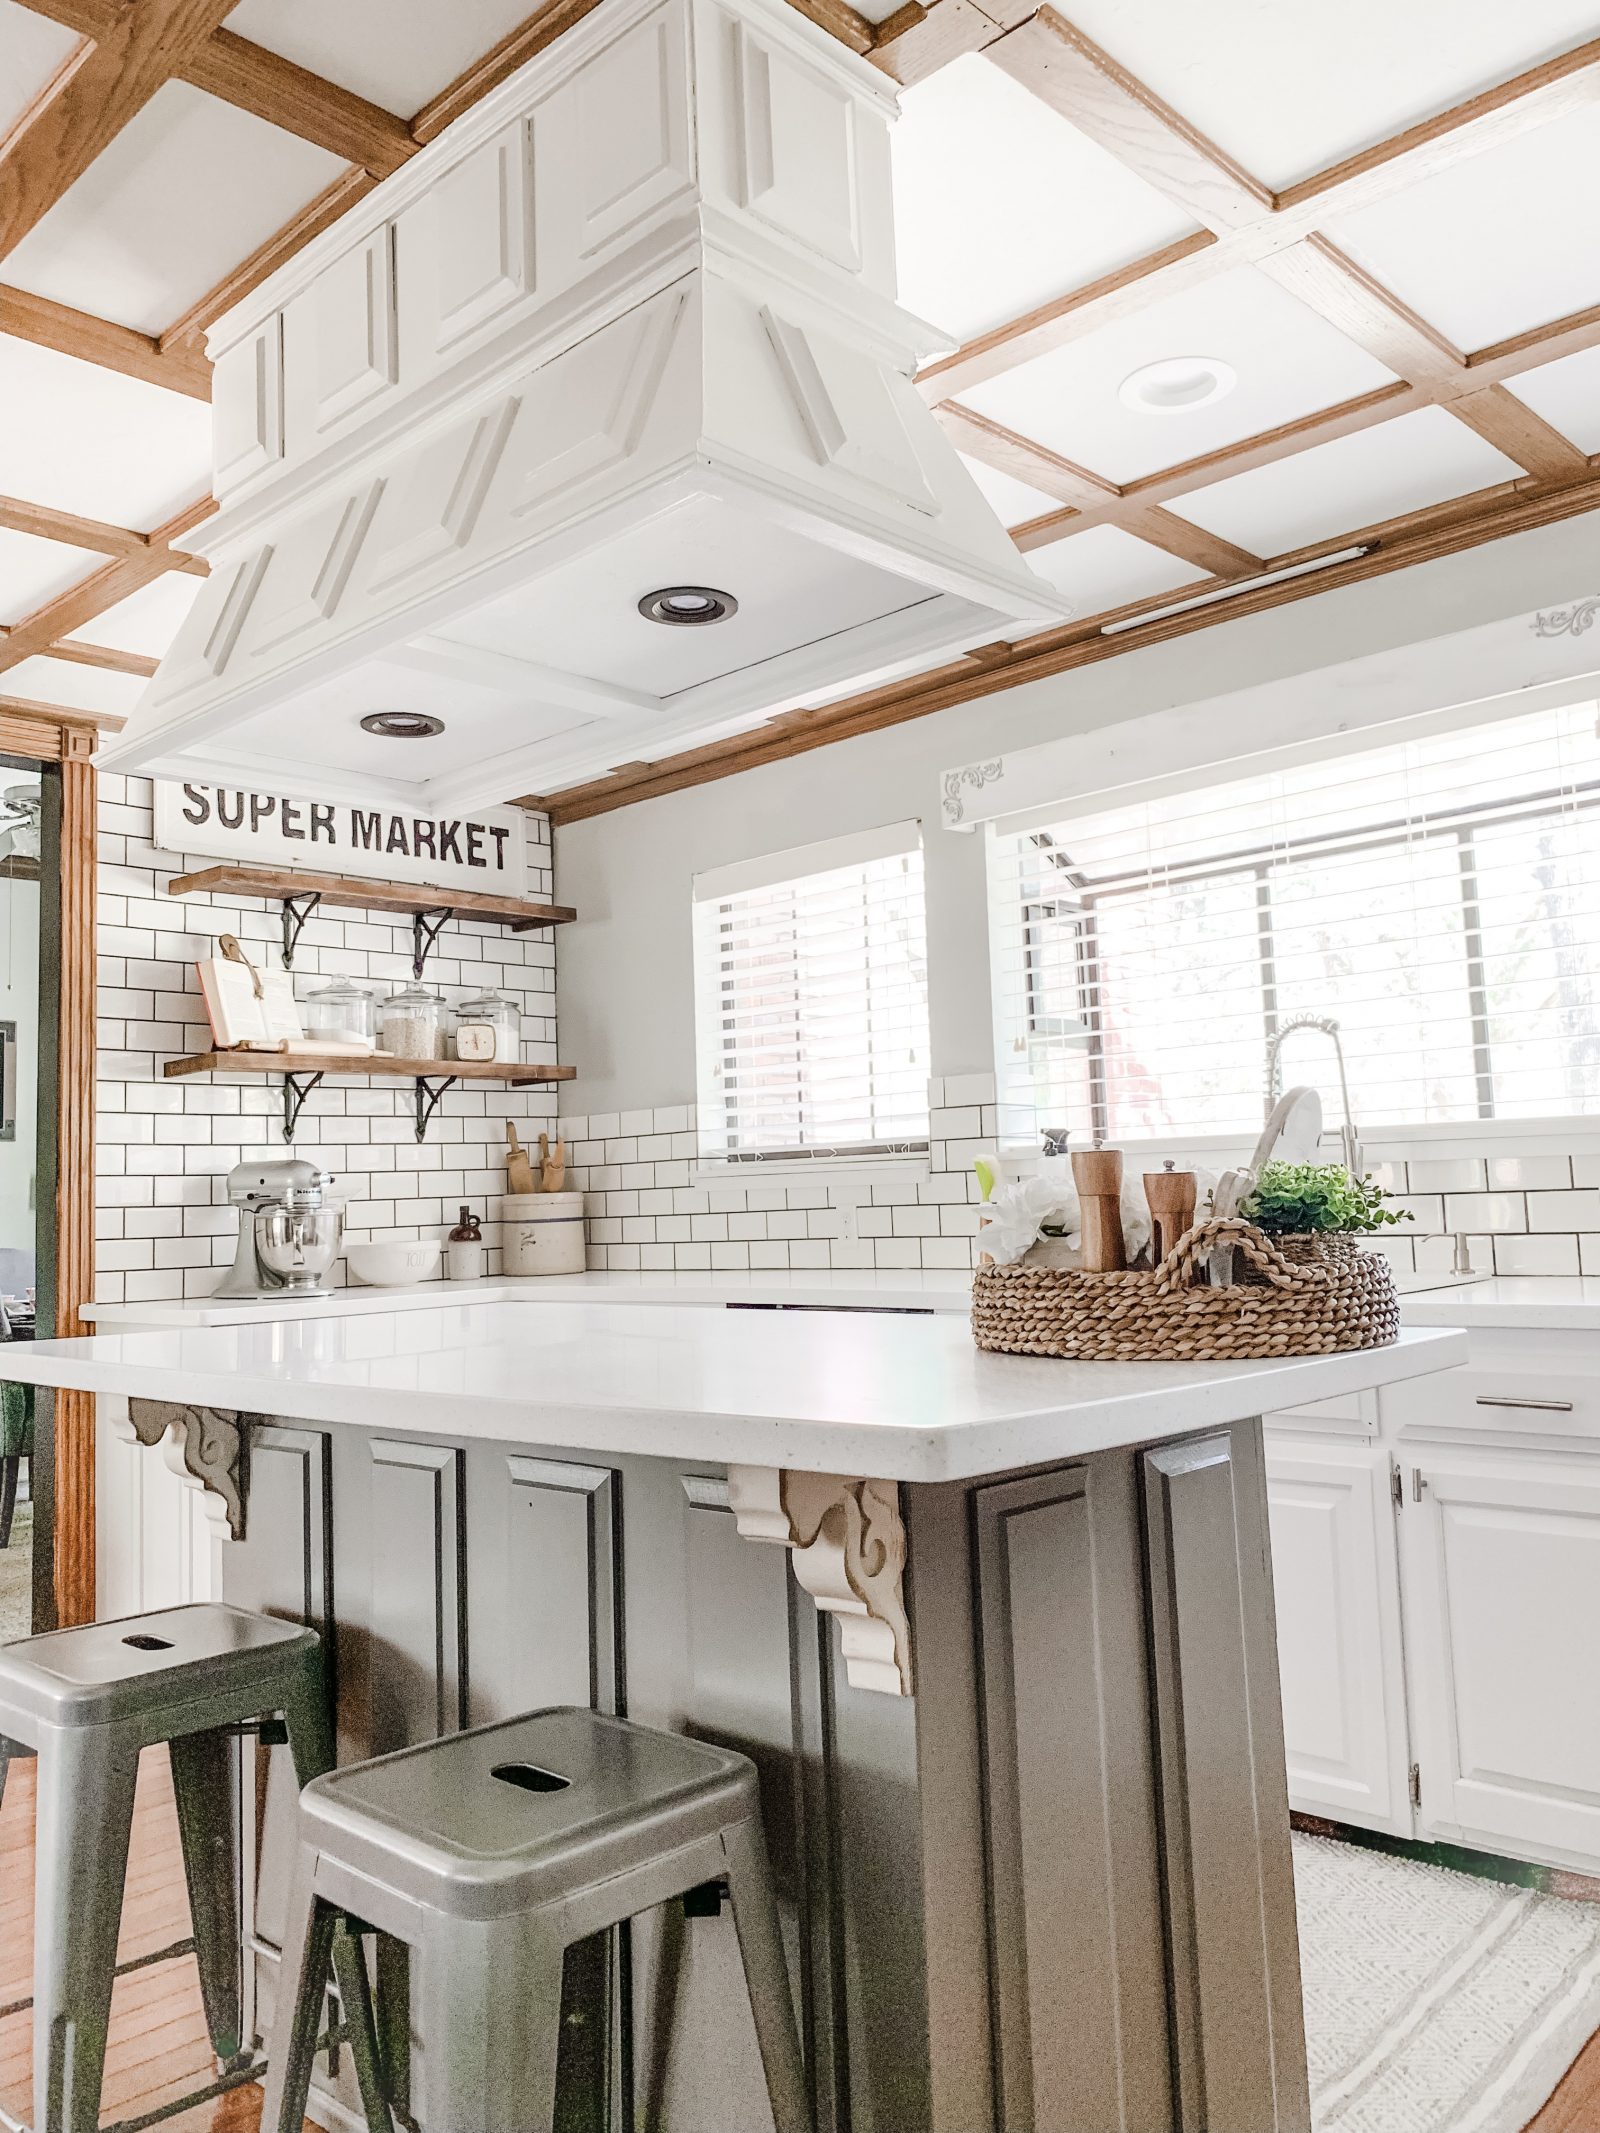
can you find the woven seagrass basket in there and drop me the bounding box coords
[971,1214,1400,1362]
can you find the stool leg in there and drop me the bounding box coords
[282,1643,335,1785]
[259,1844,337,2133]
[330,1923,394,2133]
[417,1916,565,2133]
[32,1725,139,2133]
[170,1726,244,2067]
[721,1815,810,2133]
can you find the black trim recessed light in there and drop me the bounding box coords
[637,585,738,626]
[361,712,445,738]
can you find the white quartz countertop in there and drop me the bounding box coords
[1397,1276,1600,1330]
[81,1267,978,1328]
[5,1304,1465,1481]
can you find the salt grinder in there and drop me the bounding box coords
[1071,1147,1126,1272]
[1143,1159,1198,1264]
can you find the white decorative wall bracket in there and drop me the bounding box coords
[124,1398,248,1540]
[727,1464,911,1695]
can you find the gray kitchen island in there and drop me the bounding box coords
[6,1300,1467,2133]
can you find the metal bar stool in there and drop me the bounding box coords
[0,1601,331,2133]
[261,1705,810,2133]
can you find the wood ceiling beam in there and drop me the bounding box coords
[1255,235,1465,387]
[0,282,210,396]
[0,0,242,261]
[921,21,1600,403]
[538,469,1600,823]
[42,637,159,677]
[179,31,415,175]
[984,8,1271,232]
[0,494,150,558]
[0,495,212,674]
[13,2,416,175]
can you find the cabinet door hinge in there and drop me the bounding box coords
[1390,1461,1403,1507]
[1409,1762,1422,1810]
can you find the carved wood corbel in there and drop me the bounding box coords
[727,1465,912,1695]
[123,1398,248,1540]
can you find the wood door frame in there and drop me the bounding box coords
[1,713,97,1628]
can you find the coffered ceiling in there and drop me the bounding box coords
[0,0,1597,818]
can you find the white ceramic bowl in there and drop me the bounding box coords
[346,1238,442,1287]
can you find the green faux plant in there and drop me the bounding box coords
[1239,1161,1411,1236]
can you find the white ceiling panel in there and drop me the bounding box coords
[4,83,347,335]
[0,2,78,138]
[1503,347,1600,455]
[1327,105,1600,352]
[1053,0,1600,189]
[0,530,101,626]
[0,340,210,531]
[892,55,1197,344]
[958,454,1059,529]
[958,265,1396,483]
[84,574,207,659]
[1169,407,1522,555]
[224,0,544,117]
[4,656,148,718]
[1022,526,1203,611]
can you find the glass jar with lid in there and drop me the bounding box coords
[378,982,450,1061]
[302,978,376,1050]
[453,988,521,1063]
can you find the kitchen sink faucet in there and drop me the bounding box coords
[1265,1014,1364,1177]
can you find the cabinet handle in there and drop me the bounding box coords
[1474,1394,1575,1413]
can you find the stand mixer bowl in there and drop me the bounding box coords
[254,1205,341,1292]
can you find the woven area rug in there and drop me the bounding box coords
[0,1502,30,1643]
[1297,1831,1600,2133]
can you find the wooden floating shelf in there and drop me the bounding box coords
[167,864,576,930]
[165,1051,575,1082]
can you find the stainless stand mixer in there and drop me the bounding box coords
[216,1159,341,1300]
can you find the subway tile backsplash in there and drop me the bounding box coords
[94,773,562,1304]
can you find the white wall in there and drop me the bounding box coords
[0,876,40,1281]
[555,516,1600,1114]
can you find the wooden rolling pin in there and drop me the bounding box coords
[1071,1148,1126,1272]
[1144,1161,1198,1264]
[505,1122,537,1195]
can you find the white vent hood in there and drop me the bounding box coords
[99,0,1072,811]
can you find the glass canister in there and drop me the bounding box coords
[453,988,521,1063]
[301,978,377,1049]
[378,982,450,1060]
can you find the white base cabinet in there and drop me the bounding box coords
[1267,1341,1600,1875]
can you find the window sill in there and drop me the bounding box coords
[692,1158,930,1192]
[998,1114,1600,1166]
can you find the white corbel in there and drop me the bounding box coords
[727,1465,912,1696]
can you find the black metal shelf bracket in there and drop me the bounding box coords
[414,1075,458,1142]
[412,907,455,978]
[282,1071,324,1142]
[280,892,323,969]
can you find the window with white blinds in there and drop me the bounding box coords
[988,698,1600,1146]
[693,823,930,1162]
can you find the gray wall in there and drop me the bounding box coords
[554,518,1600,1115]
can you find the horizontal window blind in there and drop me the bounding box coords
[988,698,1600,1145]
[694,828,930,1161]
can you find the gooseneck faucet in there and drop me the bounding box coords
[1265,1014,1364,1177]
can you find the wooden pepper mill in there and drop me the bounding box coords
[1071,1147,1126,1272]
[1143,1159,1198,1265]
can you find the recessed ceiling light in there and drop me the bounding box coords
[360,711,445,738]
[637,585,739,626]
[1118,356,1237,415]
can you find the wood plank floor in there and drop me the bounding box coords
[0,1748,318,2132]
[2,1744,1596,2130]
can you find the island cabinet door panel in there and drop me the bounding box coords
[461,1445,623,1724]
[968,1456,1174,2133]
[1143,1424,1311,2133]
[1402,1452,1600,1869]
[330,1432,469,1761]
[1264,1434,1412,1834]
